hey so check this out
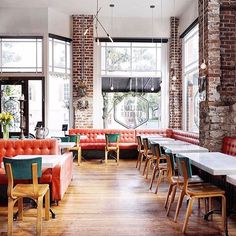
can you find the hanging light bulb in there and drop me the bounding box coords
[97,38,100,46]
[83,28,89,36]
[172,0,177,82]
[110,78,114,91]
[151,77,154,91]
[200,59,207,70]
[110,85,114,91]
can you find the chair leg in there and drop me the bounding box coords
[142,157,149,176]
[117,149,119,166]
[145,159,152,179]
[18,197,23,221]
[136,152,141,168]
[174,189,186,222]
[221,195,227,234]
[165,184,173,209]
[78,146,81,166]
[166,184,177,216]
[45,189,50,221]
[149,166,158,190]
[138,153,144,170]
[37,197,43,236]
[182,197,194,233]
[8,197,14,236]
[105,150,108,164]
[155,169,164,194]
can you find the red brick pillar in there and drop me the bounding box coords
[169,17,182,129]
[199,0,236,151]
[72,15,94,128]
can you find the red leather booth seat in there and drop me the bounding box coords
[171,130,200,145]
[69,128,200,152]
[0,139,73,202]
[69,129,137,150]
[222,137,236,156]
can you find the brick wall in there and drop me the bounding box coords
[199,0,236,151]
[169,17,182,129]
[72,15,94,128]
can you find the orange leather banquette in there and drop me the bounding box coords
[0,139,73,202]
[69,128,200,151]
[222,137,236,156]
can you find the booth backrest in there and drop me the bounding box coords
[135,129,172,138]
[0,139,59,164]
[69,129,136,143]
[222,137,236,156]
[171,130,199,145]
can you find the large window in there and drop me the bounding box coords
[0,37,42,73]
[182,25,199,132]
[48,36,71,136]
[101,42,162,129]
[101,42,162,77]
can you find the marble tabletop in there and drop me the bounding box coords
[178,152,236,176]
[226,175,236,185]
[59,142,76,148]
[163,144,209,154]
[13,155,62,168]
[150,140,190,145]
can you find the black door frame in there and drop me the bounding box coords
[0,77,45,137]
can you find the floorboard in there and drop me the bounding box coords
[1,159,236,236]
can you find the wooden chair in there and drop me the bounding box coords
[3,157,50,236]
[164,151,203,217]
[148,143,168,192]
[142,138,153,176]
[105,134,120,165]
[178,157,226,234]
[136,135,144,169]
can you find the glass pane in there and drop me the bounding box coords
[49,39,53,70]
[66,43,71,72]
[106,47,131,71]
[28,80,42,134]
[54,40,66,70]
[1,85,21,132]
[48,74,70,137]
[185,32,199,67]
[1,39,42,72]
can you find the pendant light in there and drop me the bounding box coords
[159,0,163,88]
[172,0,177,81]
[150,4,155,91]
[84,0,113,43]
[110,3,114,43]
[200,0,207,70]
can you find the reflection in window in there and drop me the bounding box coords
[183,25,199,132]
[0,38,43,73]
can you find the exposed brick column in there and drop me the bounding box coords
[72,15,94,128]
[169,17,182,129]
[199,0,236,151]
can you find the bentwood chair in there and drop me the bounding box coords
[164,151,202,217]
[177,157,226,234]
[105,134,120,165]
[148,143,168,191]
[136,136,144,169]
[3,157,50,236]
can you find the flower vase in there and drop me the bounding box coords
[3,125,9,139]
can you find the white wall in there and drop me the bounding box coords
[98,16,170,38]
[0,8,48,35]
[179,0,198,35]
[48,8,71,38]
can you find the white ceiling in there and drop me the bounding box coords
[0,0,195,18]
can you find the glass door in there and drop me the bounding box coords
[0,77,44,138]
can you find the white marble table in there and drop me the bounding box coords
[59,142,75,149]
[151,140,190,145]
[147,137,174,142]
[163,144,209,154]
[226,175,236,185]
[178,152,236,176]
[13,155,62,168]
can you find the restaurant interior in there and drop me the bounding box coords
[0,0,236,235]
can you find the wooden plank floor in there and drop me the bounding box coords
[1,159,236,236]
